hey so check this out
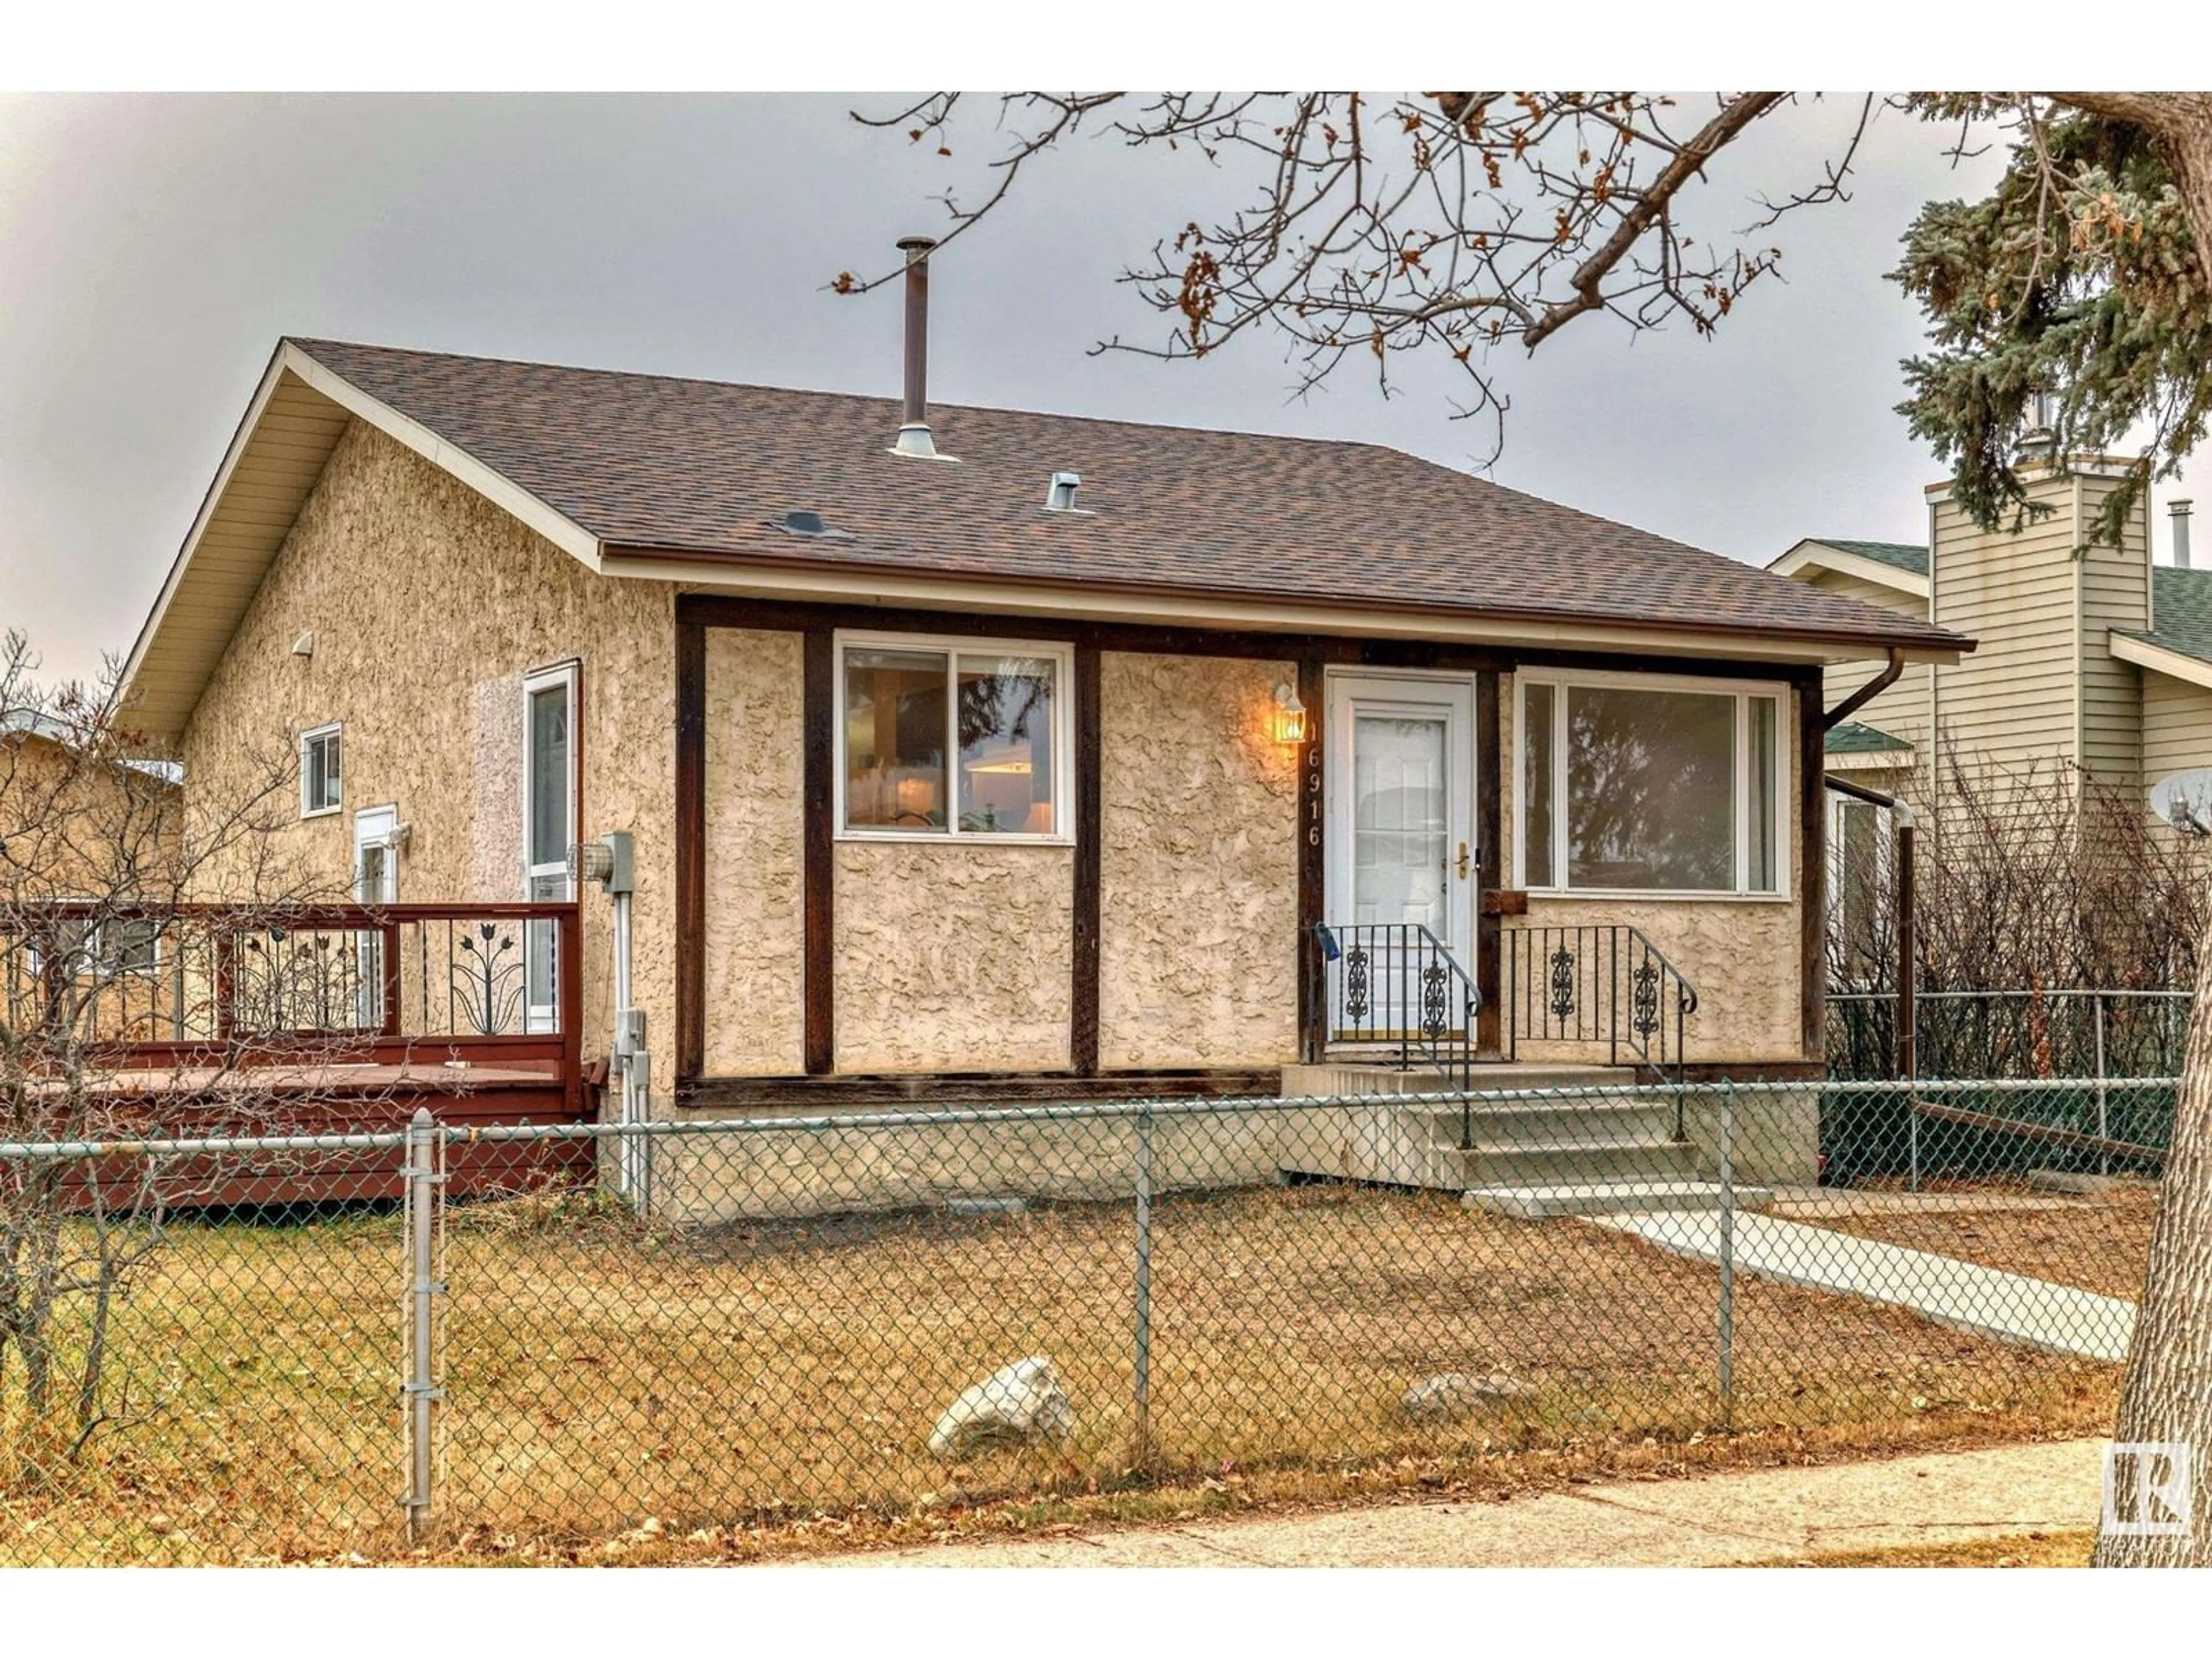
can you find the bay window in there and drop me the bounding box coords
[1516,673,1787,897]
[836,632,1071,840]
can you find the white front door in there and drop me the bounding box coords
[353,805,397,1030]
[1324,673,1477,1036]
[522,664,578,1034]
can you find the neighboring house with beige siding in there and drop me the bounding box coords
[117,313,1965,1148]
[1773,462,2203,817]
[1774,466,2212,981]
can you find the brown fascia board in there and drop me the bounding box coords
[600,540,1975,661]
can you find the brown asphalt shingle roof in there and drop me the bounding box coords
[291,338,1968,654]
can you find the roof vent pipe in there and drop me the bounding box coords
[1046,471,1082,511]
[893,234,938,458]
[2016,388,2058,463]
[2174,499,2194,570]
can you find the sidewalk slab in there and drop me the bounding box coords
[812,1439,2105,1568]
[1590,1210,2135,1362]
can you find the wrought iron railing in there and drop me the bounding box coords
[1,900,581,1059]
[1310,922,1479,1089]
[1502,923,1698,1085]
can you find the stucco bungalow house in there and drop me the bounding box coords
[118,272,1969,1152]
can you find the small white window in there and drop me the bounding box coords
[301,724,343,818]
[834,631,1073,842]
[1515,671,1789,899]
[24,906,160,979]
[101,915,163,978]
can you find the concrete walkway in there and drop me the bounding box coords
[816,1439,2103,1567]
[1592,1211,2136,1362]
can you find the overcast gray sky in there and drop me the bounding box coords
[2,92,2202,684]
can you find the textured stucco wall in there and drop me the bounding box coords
[1498,673,1807,1065]
[177,420,679,1093]
[701,628,805,1074]
[1098,653,1301,1069]
[832,841,1073,1073]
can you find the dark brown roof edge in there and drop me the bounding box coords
[602,540,1978,657]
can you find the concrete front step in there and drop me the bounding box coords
[1443,1134,1705,1189]
[1279,1063,1710,1196]
[1463,1180,1776,1219]
[1402,1097,1685,1147]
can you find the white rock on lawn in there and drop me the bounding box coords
[928,1357,1075,1459]
[1395,1372,1537,1425]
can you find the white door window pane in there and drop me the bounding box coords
[844,648,949,831]
[1566,685,1736,891]
[1352,714,1449,929]
[522,671,576,1033]
[957,654,1056,835]
[523,870,566,1033]
[357,844,390,904]
[528,686,570,869]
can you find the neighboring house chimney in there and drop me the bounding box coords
[2016,389,2058,463]
[2174,498,2194,569]
[892,234,938,458]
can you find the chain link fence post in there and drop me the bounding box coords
[1717,1082,1736,1431]
[400,1107,445,1544]
[1131,1104,1154,1468]
[2093,992,2111,1178]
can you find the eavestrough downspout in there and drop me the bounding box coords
[1820,647,1904,732]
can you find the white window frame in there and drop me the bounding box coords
[832,630,1077,846]
[300,723,343,819]
[521,662,580,1036]
[1513,668,1791,902]
[521,662,580,898]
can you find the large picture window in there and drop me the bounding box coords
[836,633,1071,840]
[1516,673,1787,897]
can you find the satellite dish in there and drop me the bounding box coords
[2148,769,2212,835]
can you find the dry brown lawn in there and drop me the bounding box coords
[1794,1529,2094,1567]
[0,1181,2122,1566]
[1815,1185,2157,1301]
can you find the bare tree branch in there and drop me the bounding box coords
[843,92,1846,456]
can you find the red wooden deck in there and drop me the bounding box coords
[7,901,596,1207]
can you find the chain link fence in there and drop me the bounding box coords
[1830,989,2191,1086]
[1,1075,2165,1565]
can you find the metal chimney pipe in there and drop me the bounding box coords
[2174,498,2194,570]
[893,234,938,457]
[2016,388,2058,463]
